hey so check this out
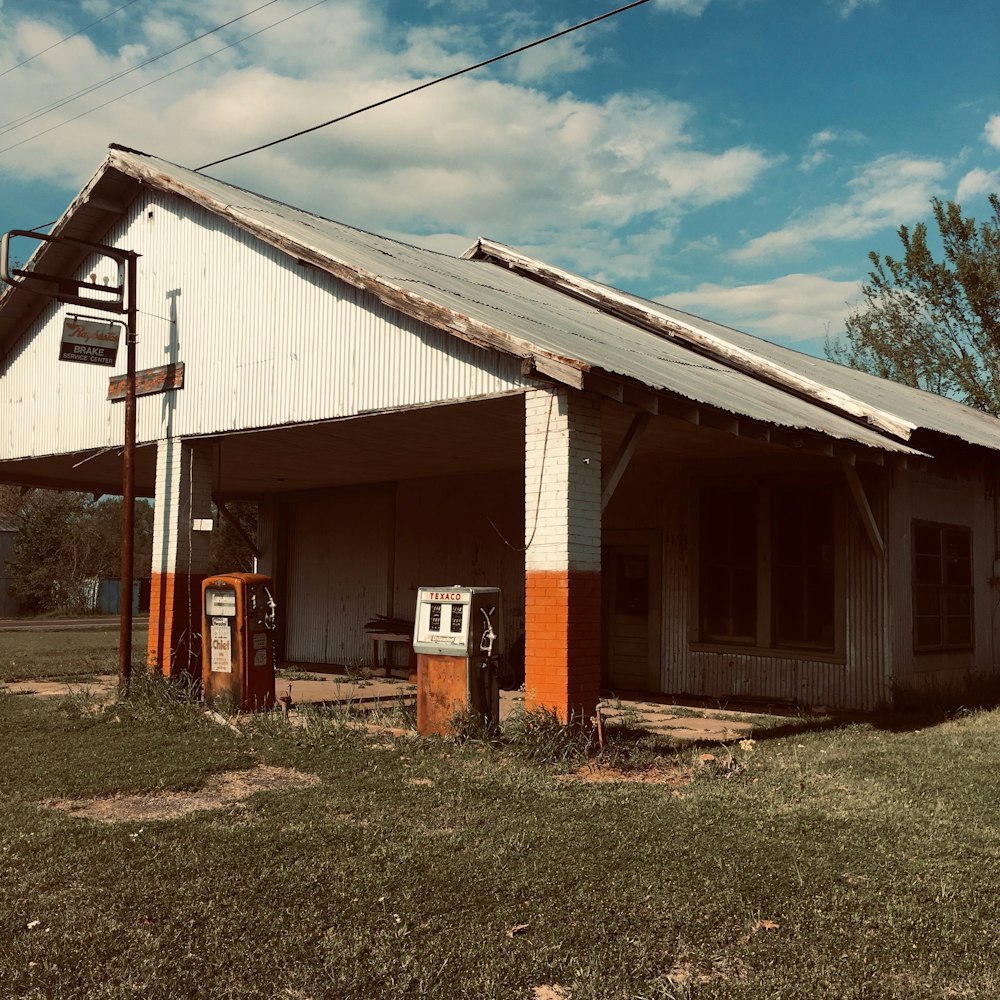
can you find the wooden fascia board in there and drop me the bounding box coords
[110,153,589,391]
[468,239,917,443]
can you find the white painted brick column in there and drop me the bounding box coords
[148,437,217,675]
[524,386,602,722]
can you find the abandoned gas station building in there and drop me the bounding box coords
[2,145,1000,716]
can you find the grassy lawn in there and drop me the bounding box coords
[0,627,149,682]
[2,635,1000,998]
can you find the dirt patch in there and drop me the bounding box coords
[44,765,320,823]
[2,677,117,700]
[532,987,571,1000]
[556,761,692,786]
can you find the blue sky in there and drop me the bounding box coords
[0,0,997,356]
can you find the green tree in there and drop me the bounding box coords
[826,194,1000,413]
[0,486,153,613]
[209,502,258,575]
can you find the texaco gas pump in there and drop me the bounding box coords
[412,586,501,737]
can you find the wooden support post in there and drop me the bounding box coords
[841,459,885,559]
[601,412,652,513]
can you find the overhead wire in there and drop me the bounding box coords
[0,0,290,138]
[0,0,145,81]
[0,0,333,159]
[196,0,652,170]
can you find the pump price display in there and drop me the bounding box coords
[206,588,237,616]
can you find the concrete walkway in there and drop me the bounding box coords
[2,672,759,742]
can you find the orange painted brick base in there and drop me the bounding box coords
[524,568,601,724]
[147,571,206,677]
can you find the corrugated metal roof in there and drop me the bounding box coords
[4,145,996,460]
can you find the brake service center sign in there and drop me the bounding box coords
[59,317,121,366]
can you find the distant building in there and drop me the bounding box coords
[2,145,1000,713]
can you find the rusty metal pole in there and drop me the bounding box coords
[118,252,138,694]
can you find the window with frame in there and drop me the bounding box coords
[912,521,973,651]
[698,484,839,654]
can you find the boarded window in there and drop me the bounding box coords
[912,522,973,651]
[698,485,839,653]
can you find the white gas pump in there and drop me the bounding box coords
[413,586,501,736]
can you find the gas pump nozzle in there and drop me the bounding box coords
[479,605,497,657]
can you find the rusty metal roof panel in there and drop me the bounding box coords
[0,148,980,459]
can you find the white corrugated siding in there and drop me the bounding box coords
[393,472,525,656]
[282,473,525,668]
[0,191,528,462]
[284,485,394,665]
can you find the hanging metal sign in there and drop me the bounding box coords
[59,315,122,366]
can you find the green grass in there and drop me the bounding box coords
[2,634,1000,998]
[0,627,148,682]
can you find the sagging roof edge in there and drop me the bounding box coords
[464,238,919,445]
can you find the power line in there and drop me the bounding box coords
[0,0,145,81]
[0,0,332,159]
[0,0,289,138]
[196,0,652,171]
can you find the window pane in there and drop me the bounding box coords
[771,489,835,650]
[700,489,757,642]
[912,522,973,651]
[944,529,972,586]
[944,614,972,647]
[915,616,942,648]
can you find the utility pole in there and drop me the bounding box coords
[118,251,139,693]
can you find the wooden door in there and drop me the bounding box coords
[603,542,659,692]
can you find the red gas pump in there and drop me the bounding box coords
[202,573,276,712]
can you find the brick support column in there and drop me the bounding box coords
[524,387,602,723]
[147,438,216,676]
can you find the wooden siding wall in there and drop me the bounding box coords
[281,472,524,668]
[887,462,998,697]
[393,472,525,666]
[284,485,394,665]
[605,458,892,710]
[0,191,528,462]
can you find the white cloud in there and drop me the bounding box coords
[984,114,1000,151]
[730,154,945,263]
[798,127,864,171]
[654,0,713,14]
[830,0,879,17]
[0,2,772,271]
[657,273,864,343]
[956,167,1000,202]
